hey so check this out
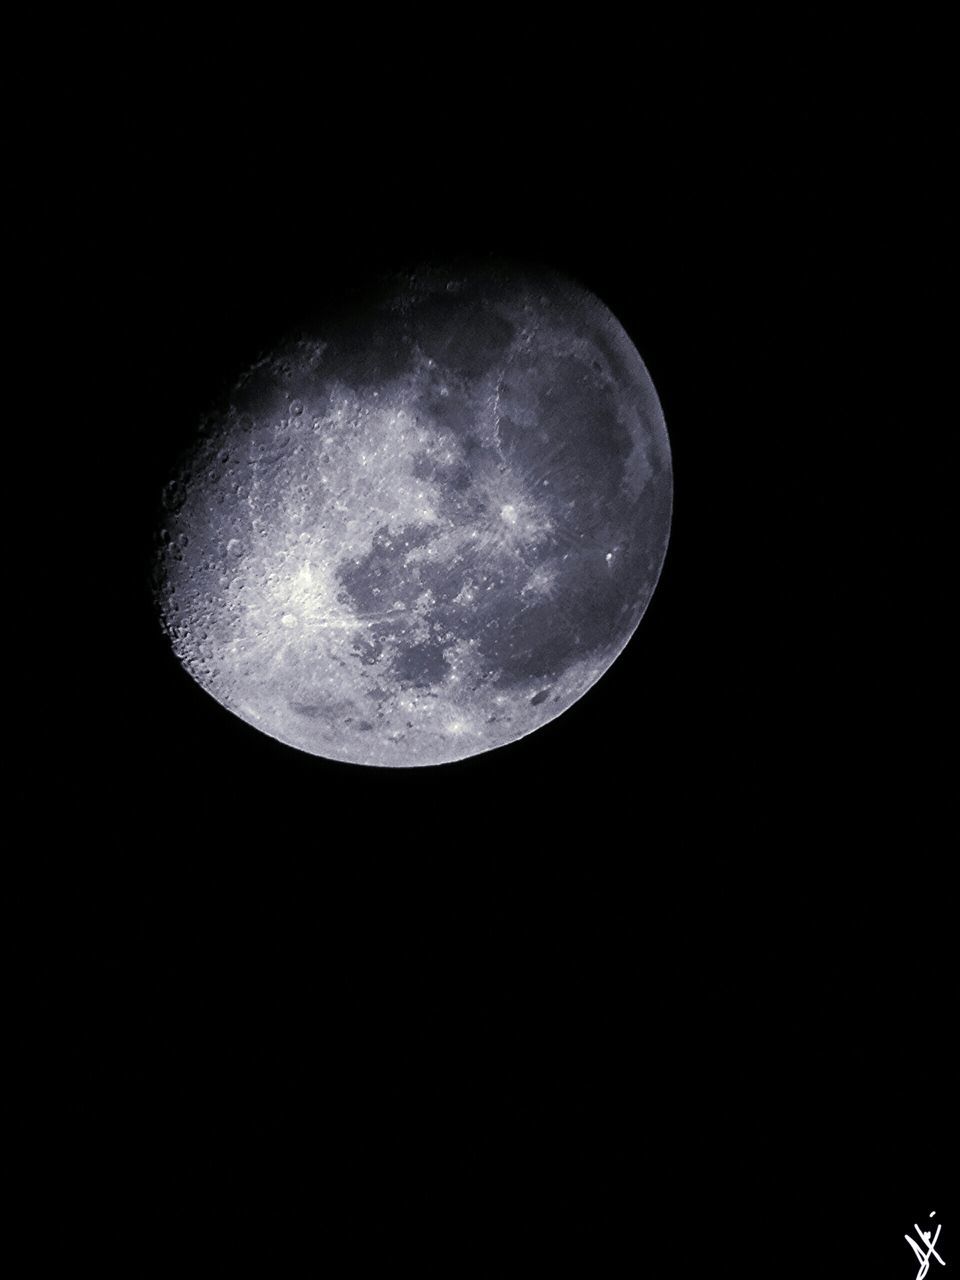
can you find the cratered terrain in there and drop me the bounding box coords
[156,264,672,766]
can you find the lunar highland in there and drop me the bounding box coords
[156,265,672,766]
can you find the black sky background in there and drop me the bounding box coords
[20,12,952,1274]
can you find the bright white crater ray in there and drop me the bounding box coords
[156,265,672,766]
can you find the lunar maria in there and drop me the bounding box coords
[155,263,672,766]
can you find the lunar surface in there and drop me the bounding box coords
[156,264,672,766]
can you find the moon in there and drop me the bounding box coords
[155,264,672,767]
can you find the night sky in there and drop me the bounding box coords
[20,12,952,1274]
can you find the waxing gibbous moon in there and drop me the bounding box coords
[156,264,672,767]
